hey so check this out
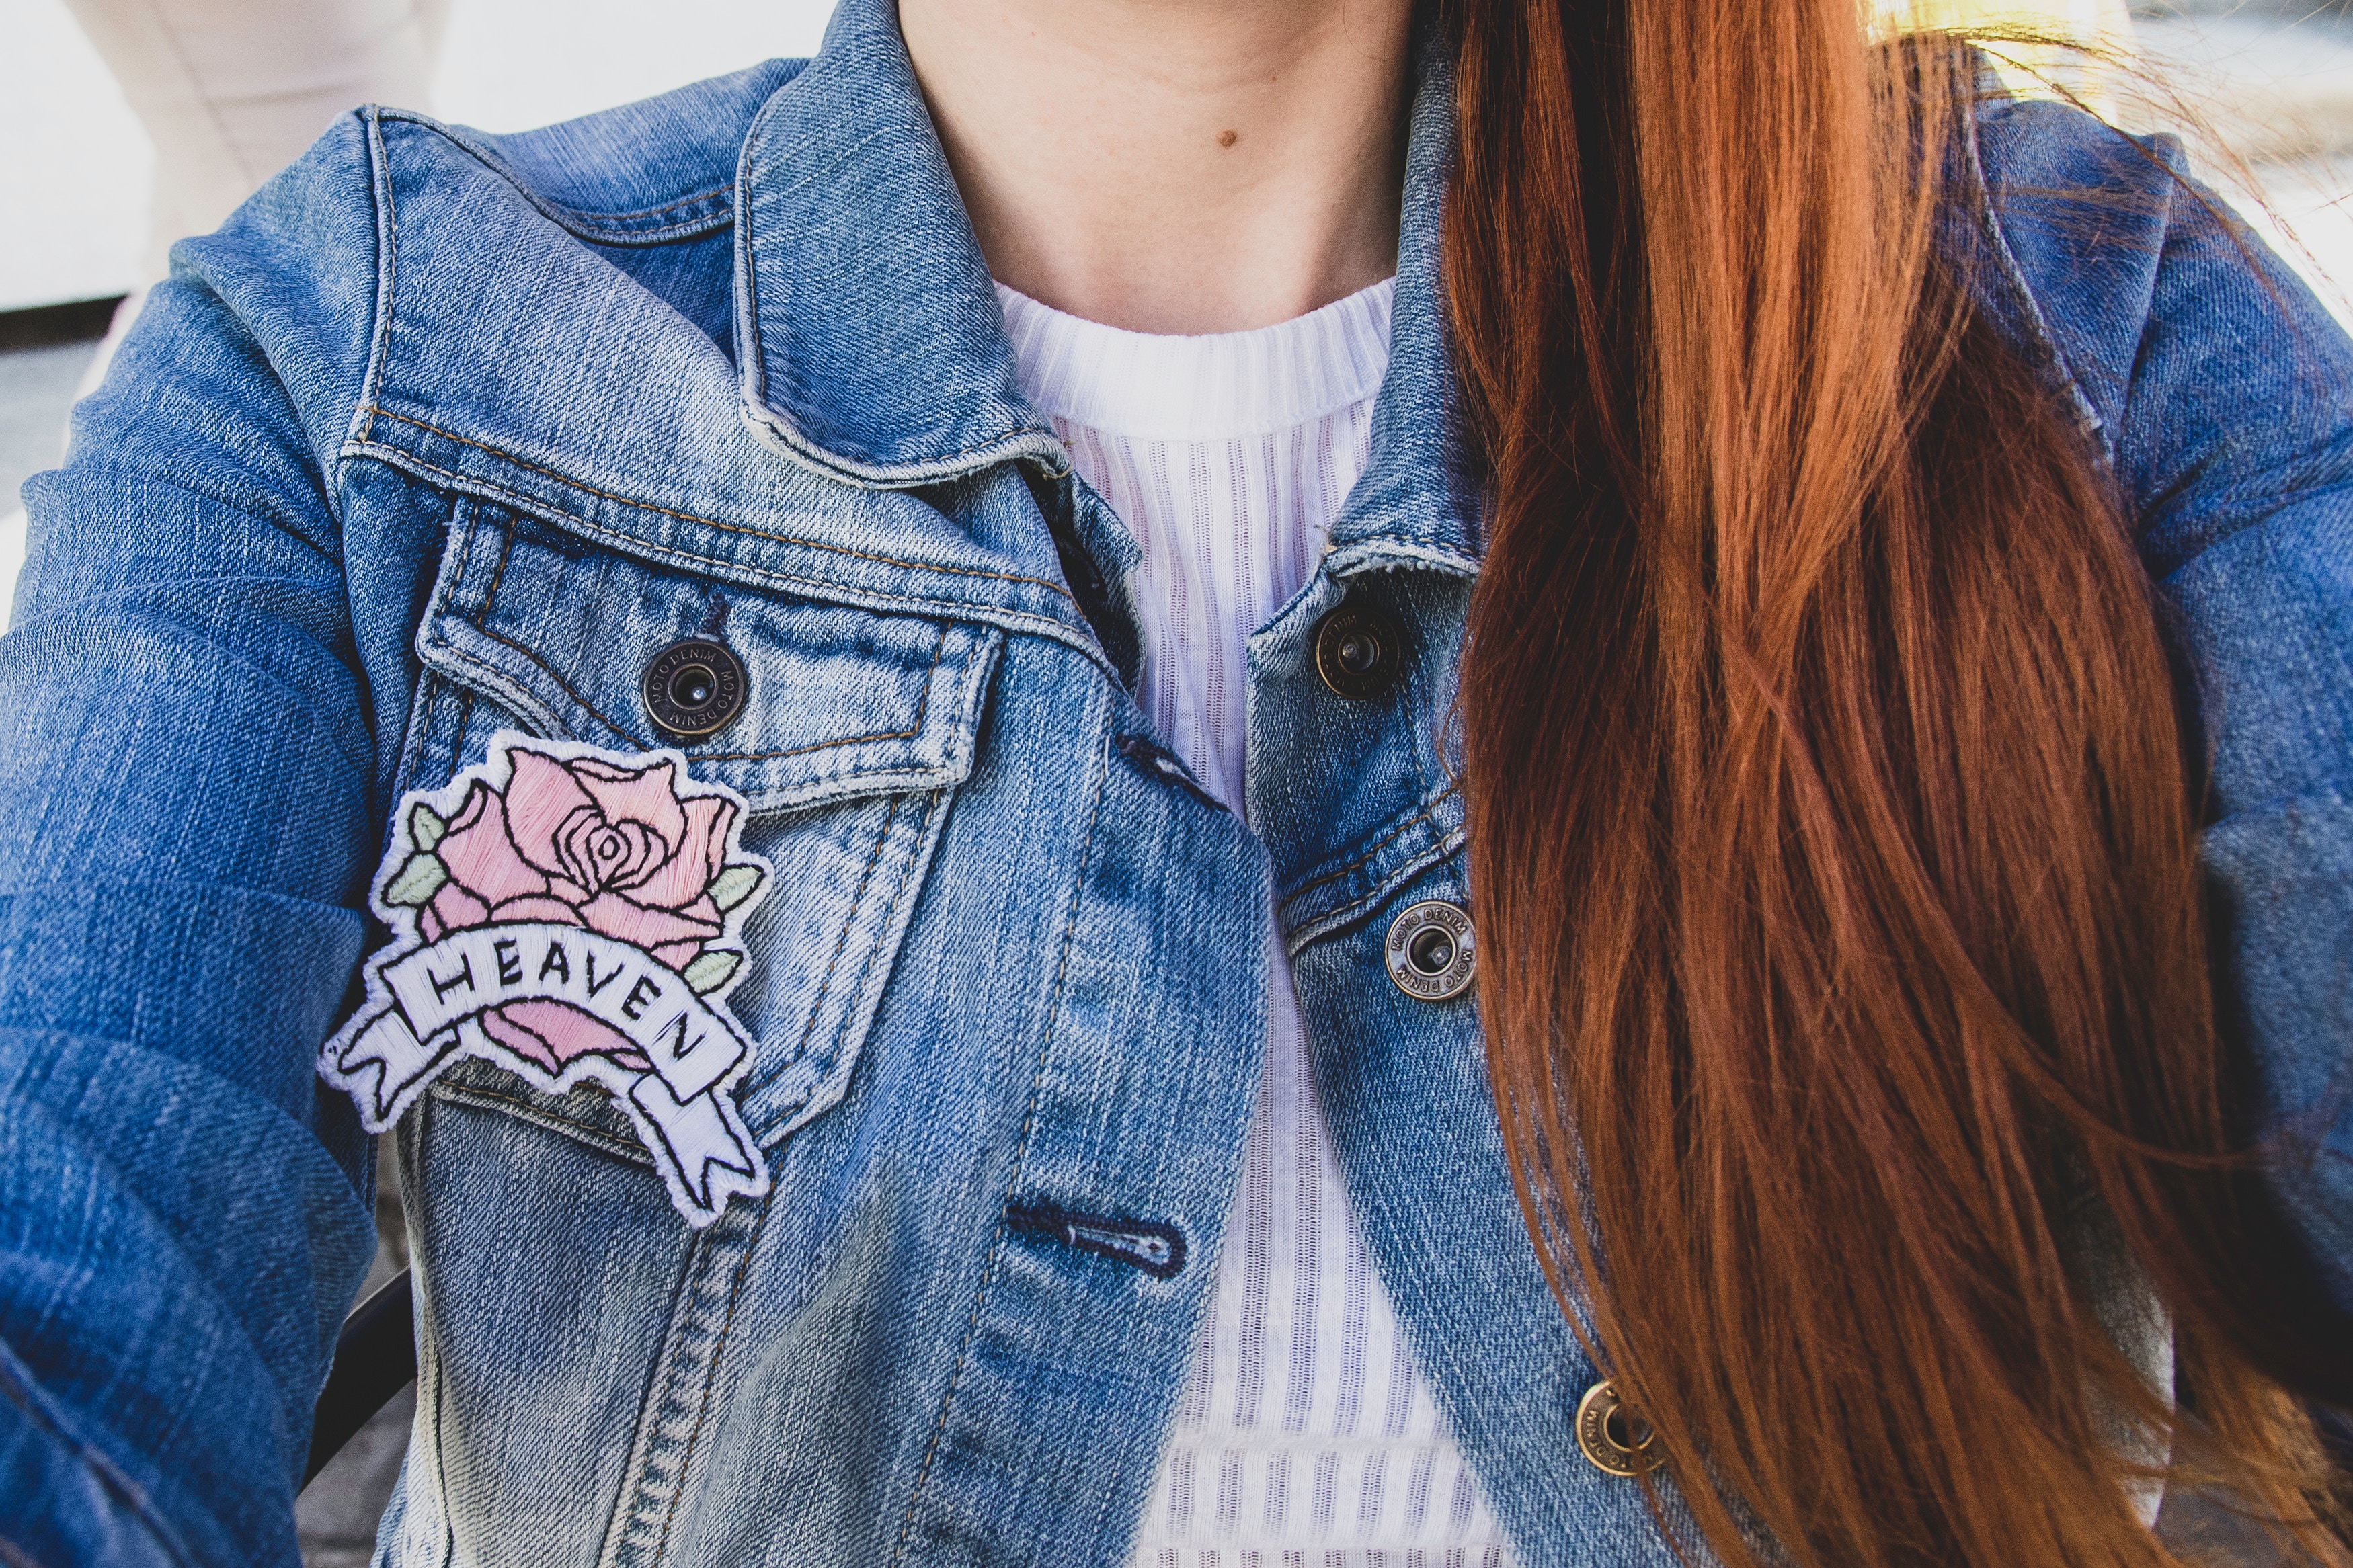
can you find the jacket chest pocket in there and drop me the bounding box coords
[396,499,1000,1165]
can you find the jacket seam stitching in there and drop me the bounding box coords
[440,501,484,761]
[477,505,516,617]
[408,1102,458,1568]
[1286,826,1468,956]
[785,793,903,1071]
[692,731,912,764]
[478,622,648,746]
[735,110,772,447]
[887,682,1112,1567]
[392,670,446,816]
[346,443,1113,680]
[462,541,959,761]
[504,184,731,224]
[468,509,651,746]
[590,1229,721,1568]
[742,399,1070,487]
[563,186,729,222]
[818,788,937,1088]
[1277,786,1458,914]
[429,638,569,741]
[433,631,975,800]
[362,408,1074,601]
[357,106,397,447]
[429,1081,653,1167]
[645,1209,771,1567]
[750,784,955,1152]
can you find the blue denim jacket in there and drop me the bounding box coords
[4,1,2350,1563]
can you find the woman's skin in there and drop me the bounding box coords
[899,0,1417,335]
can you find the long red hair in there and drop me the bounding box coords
[1446,1,2353,1561]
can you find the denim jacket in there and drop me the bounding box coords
[3,1,2350,1563]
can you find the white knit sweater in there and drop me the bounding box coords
[996,278,1516,1568]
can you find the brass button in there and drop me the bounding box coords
[1312,600,1406,700]
[1575,1380,1663,1477]
[1383,900,1474,1001]
[641,638,747,739]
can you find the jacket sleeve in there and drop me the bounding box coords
[0,112,391,1568]
[2024,118,2353,1315]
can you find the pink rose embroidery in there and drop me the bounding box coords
[324,732,772,1227]
[409,751,742,1075]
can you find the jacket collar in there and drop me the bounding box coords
[1324,24,1482,574]
[732,0,1483,569]
[731,0,1065,487]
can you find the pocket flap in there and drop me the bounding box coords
[419,503,1001,813]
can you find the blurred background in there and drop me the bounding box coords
[0,0,2348,1562]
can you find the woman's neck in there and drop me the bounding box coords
[898,0,1414,335]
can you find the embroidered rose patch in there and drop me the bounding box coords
[321,732,773,1226]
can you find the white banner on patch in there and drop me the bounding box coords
[326,921,763,1223]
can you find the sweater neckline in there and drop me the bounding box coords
[993,276,1397,443]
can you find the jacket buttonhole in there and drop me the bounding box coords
[1111,733,1225,815]
[1006,1200,1187,1280]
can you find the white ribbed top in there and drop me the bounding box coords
[1000,278,1396,445]
[997,278,1517,1568]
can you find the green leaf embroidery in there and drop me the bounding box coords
[707,865,765,913]
[682,950,742,995]
[410,802,448,852]
[381,852,448,907]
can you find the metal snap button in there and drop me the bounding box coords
[1382,900,1475,1001]
[1312,600,1406,700]
[641,638,747,739]
[1575,1380,1663,1477]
